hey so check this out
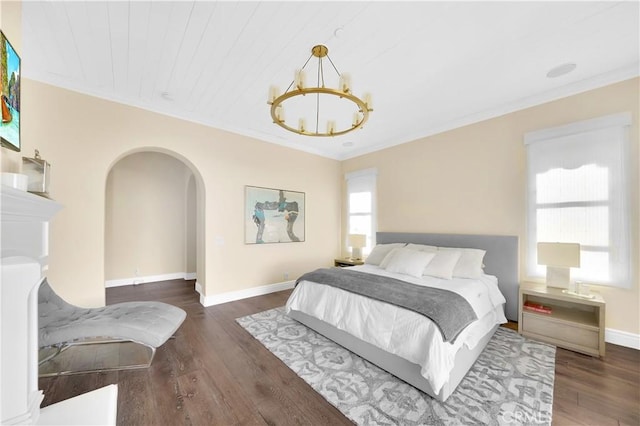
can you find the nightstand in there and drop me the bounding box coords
[334,258,364,267]
[518,282,605,357]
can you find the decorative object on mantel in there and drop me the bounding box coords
[22,149,51,196]
[1,172,28,191]
[268,44,373,137]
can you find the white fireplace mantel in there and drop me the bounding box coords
[1,185,62,220]
[1,186,117,425]
[1,186,62,268]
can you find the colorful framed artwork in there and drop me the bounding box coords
[245,186,305,244]
[0,30,21,152]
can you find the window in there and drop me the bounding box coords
[525,113,631,287]
[345,168,377,255]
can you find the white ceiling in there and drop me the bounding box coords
[22,1,639,160]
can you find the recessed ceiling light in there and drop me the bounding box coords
[342,141,354,147]
[334,27,345,38]
[546,63,577,78]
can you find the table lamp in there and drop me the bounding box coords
[537,242,581,288]
[348,234,366,260]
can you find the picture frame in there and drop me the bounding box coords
[245,185,305,244]
[0,30,21,152]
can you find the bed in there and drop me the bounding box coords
[285,232,519,402]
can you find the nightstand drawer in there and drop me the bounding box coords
[522,312,599,349]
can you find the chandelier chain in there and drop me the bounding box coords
[325,54,341,77]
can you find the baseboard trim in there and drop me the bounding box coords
[605,328,640,350]
[105,272,197,288]
[200,281,295,307]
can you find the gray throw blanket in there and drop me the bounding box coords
[296,268,478,342]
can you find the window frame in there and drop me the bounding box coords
[524,112,632,288]
[345,168,378,256]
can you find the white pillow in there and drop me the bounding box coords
[405,243,438,252]
[384,248,435,278]
[379,247,400,268]
[423,250,462,280]
[439,247,486,279]
[365,243,406,266]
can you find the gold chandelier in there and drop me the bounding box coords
[268,45,373,137]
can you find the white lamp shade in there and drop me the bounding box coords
[347,234,366,248]
[537,242,580,267]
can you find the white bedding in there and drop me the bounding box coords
[285,264,507,394]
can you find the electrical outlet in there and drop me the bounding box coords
[283,272,289,280]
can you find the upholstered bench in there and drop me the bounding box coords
[38,279,186,376]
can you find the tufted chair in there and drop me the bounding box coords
[38,279,186,375]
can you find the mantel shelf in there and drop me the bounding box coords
[1,185,62,222]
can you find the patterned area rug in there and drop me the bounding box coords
[237,307,555,426]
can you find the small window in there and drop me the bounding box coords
[345,168,377,255]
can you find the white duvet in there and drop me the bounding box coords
[285,264,507,394]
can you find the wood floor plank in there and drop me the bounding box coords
[38,279,639,426]
[145,343,192,425]
[117,370,160,425]
[176,370,245,425]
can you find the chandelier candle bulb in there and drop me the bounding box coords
[352,112,360,127]
[298,118,306,133]
[276,106,285,122]
[363,93,372,110]
[295,70,306,89]
[327,120,336,135]
[268,85,279,104]
[339,73,351,93]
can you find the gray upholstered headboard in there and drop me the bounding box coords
[377,232,519,321]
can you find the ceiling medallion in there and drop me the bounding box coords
[268,45,373,137]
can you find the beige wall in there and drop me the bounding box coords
[342,78,640,335]
[5,79,340,307]
[105,152,194,280]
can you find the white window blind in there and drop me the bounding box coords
[345,168,377,255]
[525,113,631,288]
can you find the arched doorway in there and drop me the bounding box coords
[104,148,205,294]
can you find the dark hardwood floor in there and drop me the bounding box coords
[39,279,639,425]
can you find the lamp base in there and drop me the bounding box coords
[546,266,570,289]
[351,247,363,260]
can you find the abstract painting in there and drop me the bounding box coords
[245,186,305,244]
